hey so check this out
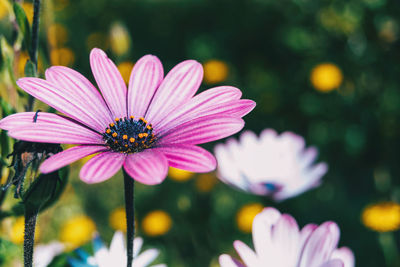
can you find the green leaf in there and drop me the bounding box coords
[13,3,31,57]
[24,60,36,77]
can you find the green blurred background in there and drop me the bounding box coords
[1,0,400,266]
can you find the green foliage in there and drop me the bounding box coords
[13,3,31,59]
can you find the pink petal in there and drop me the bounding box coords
[331,247,355,267]
[155,144,216,172]
[2,112,102,144]
[299,224,318,252]
[299,222,340,267]
[320,259,345,267]
[233,240,259,266]
[45,66,113,130]
[80,151,126,184]
[219,255,245,267]
[123,150,168,185]
[159,115,244,145]
[145,60,203,126]
[16,78,108,132]
[154,86,244,132]
[40,145,107,173]
[127,55,164,118]
[90,48,127,119]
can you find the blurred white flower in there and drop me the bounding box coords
[69,231,166,267]
[33,241,65,267]
[219,207,355,267]
[214,129,328,201]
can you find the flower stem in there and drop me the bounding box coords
[379,232,400,267]
[27,0,41,111]
[123,170,135,267]
[23,209,38,267]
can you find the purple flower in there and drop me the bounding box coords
[214,129,328,201]
[220,207,355,267]
[0,48,255,185]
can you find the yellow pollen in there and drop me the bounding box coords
[146,125,152,130]
[123,135,128,140]
[138,133,144,138]
[129,115,134,119]
[106,129,111,134]
[115,118,120,122]
[129,137,135,143]
[110,123,115,127]
[112,132,118,138]
[114,140,118,144]
[142,133,148,137]
[125,144,128,147]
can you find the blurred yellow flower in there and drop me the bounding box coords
[10,217,40,244]
[168,167,194,182]
[22,3,33,23]
[203,59,229,84]
[118,62,134,84]
[236,203,263,233]
[310,63,343,92]
[110,22,131,57]
[86,32,109,51]
[60,215,96,249]
[195,173,217,193]
[142,210,172,236]
[48,24,68,48]
[50,47,75,66]
[17,52,29,77]
[0,0,11,20]
[109,207,127,232]
[362,202,400,232]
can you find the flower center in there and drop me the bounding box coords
[103,116,156,153]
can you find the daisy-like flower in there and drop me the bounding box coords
[69,231,165,267]
[220,207,355,267]
[33,241,65,267]
[214,129,327,201]
[0,48,255,184]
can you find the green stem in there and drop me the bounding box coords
[23,209,38,267]
[379,232,399,267]
[123,170,135,267]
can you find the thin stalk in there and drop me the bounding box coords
[23,209,38,267]
[379,232,400,267]
[27,0,41,111]
[123,170,135,267]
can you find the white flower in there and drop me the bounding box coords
[219,207,355,267]
[33,241,65,267]
[94,232,166,267]
[214,129,328,201]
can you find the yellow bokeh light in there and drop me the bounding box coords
[60,215,96,249]
[0,0,11,20]
[168,167,194,182]
[361,202,400,232]
[118,62,134,84]
[110,22,131,56]
[310,63,343,92]
[195,173,218,193]
[236,203,264,233]
[22,3,33,24]
[142,210,172,237]
[50,47,75,66]
[10,217,40,245]
[109,207,127,232]
[48,24,68,48]
[203,59,229,84]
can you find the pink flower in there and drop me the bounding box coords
[214,129,327,201]
[219,207,355,267]
[0,48,255,185]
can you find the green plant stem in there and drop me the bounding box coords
[23,209,38,267]
[379,232,400,267]
[27,0,41,111]
[123,170,135,267]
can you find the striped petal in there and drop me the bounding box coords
[90,48,127,119]
[145,60,203,126]
[155,144,216,172]
[45,66,113,130]
[80,151,126,184]
[40,145,107,173]
[123,150,168,185]
[233,240,259,266]
[219,255,245,267]
[1,112,102,144]
[159,115,244,145]
[16,77,108,132]
[127,55,164,118]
